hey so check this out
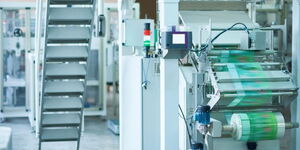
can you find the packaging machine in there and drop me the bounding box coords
[177,1,299,150]
[118,0,300,150]
[0,5,36,128]
[189,41,299,150]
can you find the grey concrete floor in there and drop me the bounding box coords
[1,117,119,150]
[0,88,120,150]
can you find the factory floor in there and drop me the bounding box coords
[0,87,294,150]
[1,117,119,150]
[0,87,120,150]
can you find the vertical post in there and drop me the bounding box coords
[34,0,43,137]
[25,7,31,112]
[158,0,179,30]
[252,3,256,23]
[118,1,124,149]
[0,8,3,113]
[160,59,179,150]
[292,0,300,150]
[248,2,256,23]
[158,0,179,150]
[112,44,117,116]
[98,0,106,115]
[118,0,137,150]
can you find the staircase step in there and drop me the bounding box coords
[43,97,82,112]
[50,0,93,5]
[39,0,95,146]
[47,27,90,43]
[41,128,79,142]
[45,63,86,79]
[42,113,81,127]
[49,8,93,25]
[46,46,88,62]
[44,81,84,96]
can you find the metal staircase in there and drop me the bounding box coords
[39,0,95,149]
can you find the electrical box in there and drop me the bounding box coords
[252,31,267,50]
[240,31,270,50]
[123,19,155,47]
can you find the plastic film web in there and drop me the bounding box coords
[219,50,272,107]
[239,112,278,141]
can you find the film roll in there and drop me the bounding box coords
[230,112,285,141]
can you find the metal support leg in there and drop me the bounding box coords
[25,7,32,120]
[81,112,85,133]
[34,0,45,137]
[112,46,117,116]
[77,139,80,150]
[0,8,3,113]
[38,140,41,150]
[98,0,106,115]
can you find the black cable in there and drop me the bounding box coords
[178,104,193,147]
[211,22,250,43]
[191,22,250,52]
[178,59,184,65]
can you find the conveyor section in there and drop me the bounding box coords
[179,10,256,44]
[38,0,95,149]
[207,49,297,109]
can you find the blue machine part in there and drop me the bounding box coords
[194,105,211,125]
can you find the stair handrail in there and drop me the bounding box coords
[34,0,49,138]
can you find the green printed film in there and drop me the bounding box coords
[240,112,278,141]
[219,50,257,63]
[218,50,272,107]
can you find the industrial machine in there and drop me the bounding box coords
[118,0,300,150]
[177,1,299,150]
[119,17,162,150]
[187,29,299,149]
[0,4,36,129]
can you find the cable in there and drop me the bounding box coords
[211,22,250,43]
[178,104,193,147]
[178,59,184,65]
[205,133,209,150]
[202,22,250,51]
[142,59,151,89]
[191,22,250,52]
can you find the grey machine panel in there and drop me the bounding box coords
[142,58,160,150]
[120,56,160,150]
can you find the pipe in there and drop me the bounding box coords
[285,122,300,129]
[222,122,299,133]
[222,125,234,132]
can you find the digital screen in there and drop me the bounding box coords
[172,34,185,44]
